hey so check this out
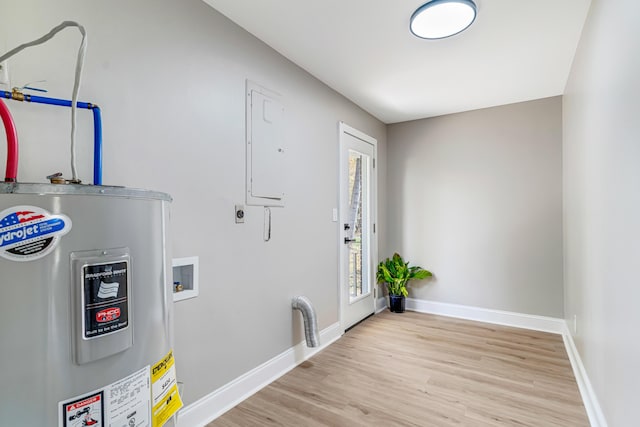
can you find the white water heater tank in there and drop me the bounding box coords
[0,183,178,426]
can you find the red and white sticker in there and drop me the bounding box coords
[0,205,72,262]
[62,391,104,427]
[96,307,121,323]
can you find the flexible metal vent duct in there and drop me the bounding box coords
[292,296,319,348]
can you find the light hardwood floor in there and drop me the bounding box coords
[209,311,589,426]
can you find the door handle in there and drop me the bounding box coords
[344,237,355,244]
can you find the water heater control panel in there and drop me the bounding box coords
[71,248,133,365]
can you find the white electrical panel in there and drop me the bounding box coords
[246,81,285,206]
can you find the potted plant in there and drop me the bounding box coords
[376,253,432,313]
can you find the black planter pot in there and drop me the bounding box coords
[389,295,406,313]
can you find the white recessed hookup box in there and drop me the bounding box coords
[172,256,199,302]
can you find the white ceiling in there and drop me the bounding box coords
[203,0,591,124]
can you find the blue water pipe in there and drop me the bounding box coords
[0,89,103,185]
[92,106,102,186]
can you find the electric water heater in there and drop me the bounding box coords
[0,182,180,426]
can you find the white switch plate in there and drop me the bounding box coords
[332,208,338,222]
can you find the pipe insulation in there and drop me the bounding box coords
[292,296,320,348]
[0,99,18,182]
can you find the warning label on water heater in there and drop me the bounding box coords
[59,365,151,427]
[151,350,183,427]
[82,261,129,339]
[61,390,104,427]
[0,205,72,262]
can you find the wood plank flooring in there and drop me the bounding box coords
[209,311,589,426]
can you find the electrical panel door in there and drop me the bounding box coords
[246,82,285,206]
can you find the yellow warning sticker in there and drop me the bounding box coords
[151,350,183,427]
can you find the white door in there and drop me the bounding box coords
[339,123,377,331]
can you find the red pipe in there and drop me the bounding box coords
[0,99,18,182]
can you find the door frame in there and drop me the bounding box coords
[338,122,378,332]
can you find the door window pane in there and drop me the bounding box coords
[347,151,368,299]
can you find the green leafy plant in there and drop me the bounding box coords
[376,253,432,297]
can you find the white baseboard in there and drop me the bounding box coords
[405,298,566,334]
[176,322,342,427]
[562,329,608,427]
[375,296,387,313]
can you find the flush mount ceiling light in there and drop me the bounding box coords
[410,0,477,40]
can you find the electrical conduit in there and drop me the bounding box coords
[0,21,87,183]
[0,99,18,182]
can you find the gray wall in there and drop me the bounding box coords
[387,97,563,317]
[0,0,387,406]
[563,0,640,425]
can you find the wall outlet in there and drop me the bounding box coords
[573,314,578,334]
[0,61,9,87]
[235,204,245,223]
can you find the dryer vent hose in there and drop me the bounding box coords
[292,296,319,348]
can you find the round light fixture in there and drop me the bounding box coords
[410,0,477,40]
